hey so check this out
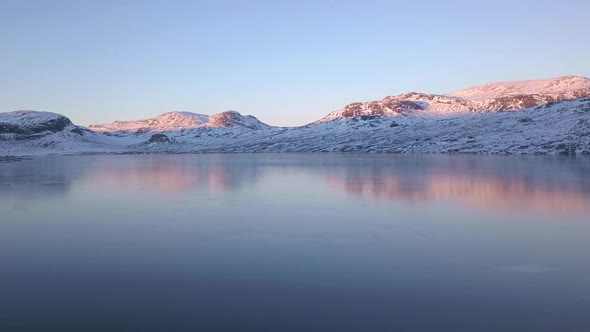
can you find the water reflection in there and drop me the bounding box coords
[0,157,86,198]
[325,155,590,213]
[1,154,590,331]
[1,154,589,214]
[88,155,261,194]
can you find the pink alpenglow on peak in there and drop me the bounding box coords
[2,75,590,156]
[318,76,590,122]
[89,110,270,133]
[446,76,590,101]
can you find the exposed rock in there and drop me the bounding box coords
[518,117,533,123]
[70,128,86,136]
[319,76,590,123]
[147,133,171,144]
[0,112,72,135]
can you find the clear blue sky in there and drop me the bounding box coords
[1,0,589,126]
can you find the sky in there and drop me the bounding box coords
[1,0,589,127]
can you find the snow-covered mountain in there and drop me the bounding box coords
[2,76,590,156]
[0,111,73,136]
[319,75,590,121]
[90,110,270,133]
[0,111,131,155]
[447,76,590,101]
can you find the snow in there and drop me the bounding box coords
[0,110,68,126]
[90,110,269,133]
[2,98,589,156]
[2,76,590,156]
[447,76,590,101]
[320,76,590,121]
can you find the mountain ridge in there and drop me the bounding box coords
[319,76,590,122]
[90,110,270,133]
[446,75,590,101]
[2,75,590,156]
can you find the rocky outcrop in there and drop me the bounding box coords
[147,133,171,144]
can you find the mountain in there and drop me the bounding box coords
[0,111,73,136]
[90,110,270,133]
[319,76,590,122]
[0,111,130,155]
[207,111,271,130]
[1,76,590,156]
[447,76,590,101]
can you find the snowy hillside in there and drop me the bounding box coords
[0,111,73,135]
[90,110,270,133]
[447,76,590,101]
[208,111,271,130]
[0,111,131,155]
[1,76,590,156]
[121,98,588,155]
[320,76,590,121]
[2,98,590,156]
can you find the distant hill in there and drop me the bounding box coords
[319,76,590,122]
[90,110,270,133]
[1,76,590,155]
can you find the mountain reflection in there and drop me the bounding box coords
[88,155,260,194]
[0,157,86,198]
[1,154,589,214]
[88,154,590,214]
[324,155,590,213]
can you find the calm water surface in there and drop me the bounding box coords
[1,154,589,331]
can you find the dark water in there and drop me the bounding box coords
[1,154,590,331]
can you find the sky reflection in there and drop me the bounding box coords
[2,154,586,214]
[326,155,590,215]
[1,154,590,331]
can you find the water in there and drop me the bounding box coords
[1,154,589,331]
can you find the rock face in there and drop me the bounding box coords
[330,99,426,119]
[147,134,171,144]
